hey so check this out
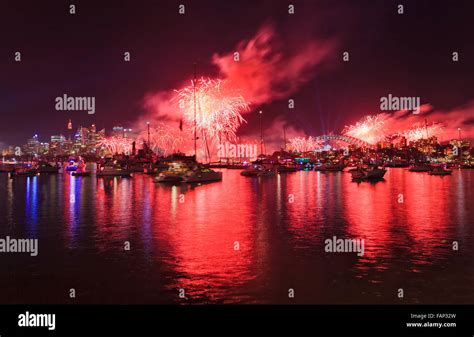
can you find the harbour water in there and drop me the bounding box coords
[0,168,472,304]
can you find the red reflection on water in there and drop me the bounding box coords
[401,171,451,266]
[342,168,454,275]
[150,172,257,302]
[342,171,392,262]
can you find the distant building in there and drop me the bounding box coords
[397,136,407,149]
[49,135,66,155]
[24,135,40,155]
[112,126,124,138]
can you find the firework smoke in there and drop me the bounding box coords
[212,23,336,106]
[134,23,336,160]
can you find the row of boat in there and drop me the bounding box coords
[2,156,453,183]
[238,161,387,181]
[408,164,452,175]
[239,162,453,180]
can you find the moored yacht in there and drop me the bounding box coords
[97,162,132,177]
[72,158,90,176]
[65,160,78,172]
[183,166,223,183]
[154,161,190,183]
[37,161,60,173]
[9,166,38,178]
[240,164,264,177]
[350,165,386,180]
[314,162,345,172]
[409,164,432,172]
[428,166,452,176]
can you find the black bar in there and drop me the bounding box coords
[0,305,472,337]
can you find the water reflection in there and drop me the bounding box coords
[0,168,472,304]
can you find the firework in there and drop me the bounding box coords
[137,122,189,156]
[342,114,387,145]
[399,122,444,142]
[288,136,323,152]
[96,136,134,155]
[174,77,250,141]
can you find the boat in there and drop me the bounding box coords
[9,167,38,178]
[65,160,78,172]
[350,166,386,180]
[72,171,91,177]
[144,161,169,175]
[384,160,409,168]
[183,166,222,183]
[276,163,298,173]
[314,163,345,172]
[154,161,190,183]
[208,162,229,169]
[128,162,147,173]
[0,164,15,173]
[240,164,276,177]
[408,164,432,172]
[258,169,276,177]
[96,163,132,177]
[428,167,452,176]
[155,172,184,183]
[37,162,60,173]
[72,158,90,176]
[227,163,251,169]
[240,164,265,177]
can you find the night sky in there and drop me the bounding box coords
[1,0,473,146]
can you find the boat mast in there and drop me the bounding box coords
[193,62,197,159]
[283,125,287,151]
[259,110,263,155]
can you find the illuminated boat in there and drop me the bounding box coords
[37,162,59,173]
[154,161,190,183]
[72,159,90,176]
[65,160,78,172]
[428,167,452,176]
[350,166,386,180]
[96,164,132,177]
[183,166,222,183]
